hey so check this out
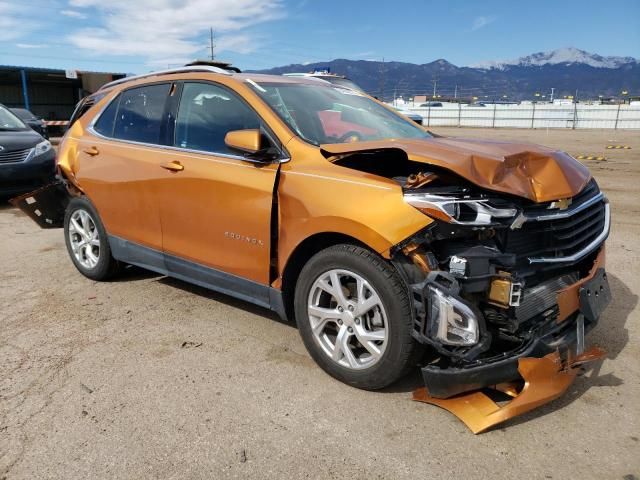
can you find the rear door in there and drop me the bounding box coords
[156,81,281,294]
[75,83,173,253]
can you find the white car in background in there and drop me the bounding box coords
[283,72,363,92]
[390,106,423,125]
[283,73,424,125]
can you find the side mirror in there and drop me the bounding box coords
[224,129,262,154]
[224,129,280,163]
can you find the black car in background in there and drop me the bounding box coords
[0,103,56,197]
[10,108,49,139]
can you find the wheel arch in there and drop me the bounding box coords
[280,231,373,321]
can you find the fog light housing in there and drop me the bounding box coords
[427,286,479,346]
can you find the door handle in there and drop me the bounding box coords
[83,146,100,156]
[161,161,184,172]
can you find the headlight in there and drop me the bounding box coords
[33,140,52,157]
[404,192,517,225]
[427,286,479,346]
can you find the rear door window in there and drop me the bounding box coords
[174,82,260,155]
[113,84,171,145]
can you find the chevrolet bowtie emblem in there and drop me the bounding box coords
[549,198,572,210]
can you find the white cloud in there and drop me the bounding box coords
[66,0,283,63]
[16,43,48,49]
[0,2,39,41]
[471,15,497,31]
[61,9,87,19]
[352,51,375,58]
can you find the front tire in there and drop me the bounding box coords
[64,196,120,280]
[295,244,419,390]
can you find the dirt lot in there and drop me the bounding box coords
[1,128,639,479]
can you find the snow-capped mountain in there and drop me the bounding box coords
[473,47,637,70]
[255,48,640,101]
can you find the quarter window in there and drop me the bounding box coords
[174,82,260,155]
[93,95,120,137]
[113,84,171,144]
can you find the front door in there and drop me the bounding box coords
[156,81,281,297]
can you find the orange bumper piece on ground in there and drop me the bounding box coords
[413,346,606,434]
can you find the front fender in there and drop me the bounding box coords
[277,164,433,275]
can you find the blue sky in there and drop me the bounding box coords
[0,0,638,74]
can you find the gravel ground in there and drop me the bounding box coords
[1,128,638,479]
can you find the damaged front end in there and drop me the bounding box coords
[392,173,611,432]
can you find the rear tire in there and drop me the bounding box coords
[64,196,121,281]
[295,244,420,390]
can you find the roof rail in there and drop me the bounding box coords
[99,65,232,91]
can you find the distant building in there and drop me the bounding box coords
[0,65,126,121]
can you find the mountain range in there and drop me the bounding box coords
[253,48,639,101]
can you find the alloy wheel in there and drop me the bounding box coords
[307,269,388,370]
[68,209,101,269]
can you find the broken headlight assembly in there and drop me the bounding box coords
[427,285,479,346]
[404,192,518,226]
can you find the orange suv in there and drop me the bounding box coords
[14,66,610,430]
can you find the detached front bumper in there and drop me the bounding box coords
[411,247,610,433]
[414,344,606,434]
[421,310,597,399]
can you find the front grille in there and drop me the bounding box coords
[0,148,32,164]
[503,181,607,263]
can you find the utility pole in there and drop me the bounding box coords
[432,75,438,98]
[550,87,555,103]
[454,84,458,99]
[209,28,216,61]
[378,57,385,101]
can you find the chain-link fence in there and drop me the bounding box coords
[404,103,640,129]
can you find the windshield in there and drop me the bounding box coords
[253,83,430,146]
[0,105,28,130]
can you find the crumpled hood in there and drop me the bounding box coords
[321,137,591,203]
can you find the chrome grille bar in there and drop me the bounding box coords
[0,148,33,163]
[527,200,610,264]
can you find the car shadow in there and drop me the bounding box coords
[0,197,15,209]
[106,266,292,328]
[109,264,163,282]
[83,256,639,408]
[156,275,293,329]
[381,368,425,394]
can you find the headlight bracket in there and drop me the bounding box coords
[411,271,491,360]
